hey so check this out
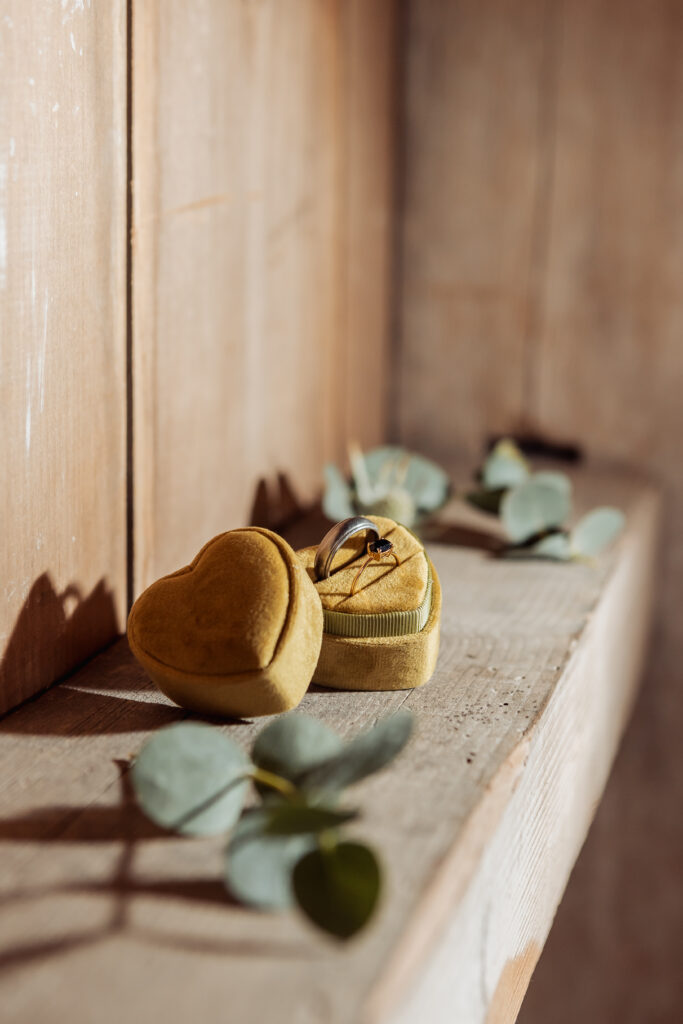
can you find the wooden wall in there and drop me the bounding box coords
[3,2,680,1015]
[0,1,127,714]
[132,0,397,591]
[398,1,683,1019]
[1,1,397,713]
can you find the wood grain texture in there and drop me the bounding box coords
[341,0,397,447]
[395,0,553,460]
[520,3,683,1020]
[132,0,397,592]
[398,4,683,1018]
[535,0,683,460]
[0,469,658,1024]
[387,475,658,1024]
[0,1,127,714]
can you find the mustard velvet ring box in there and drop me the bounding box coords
[296,515,442,692]
[127,517,440,718]
[127,527,323,719]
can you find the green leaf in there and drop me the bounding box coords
[529,532,571,560]
[532,471,572,498]
[293,841,381,939]
[298,710,413,792]
[501,478,571,545]
[504,531,571,560]
[362,447,451,514]
[482,439,530,489]
[132,723,250,836]
[322,464,355,522]
[464,487,505,515]
[570,507,625,558]
[259,803,359,836]
[348,443,376,506]
[225,809,314,910]
[357,487,418,529]
[252,714,344,783]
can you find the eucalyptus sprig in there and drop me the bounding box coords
[131,710,414,940]
[323,443,450,529]
[466,439,624,560]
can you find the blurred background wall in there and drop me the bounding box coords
[397,2,683,1020]
[2,0,681,1019]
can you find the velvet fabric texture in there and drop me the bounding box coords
[296,516,442,691]
[127,527,323,718]
[128,517,441,717]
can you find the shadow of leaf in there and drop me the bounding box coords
[0,932,104,976]
[420,520,505,553]
[134,926,315,959]
[0,802,167,842]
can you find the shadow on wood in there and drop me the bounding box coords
[0,801,165,843]
[0,761,311,980]
[0,688,184,736]
[0,573,120,715]
[249,472,330,551]
[421,520,505,553]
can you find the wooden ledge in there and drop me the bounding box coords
[0,467,660,1024]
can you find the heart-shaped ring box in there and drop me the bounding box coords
[127,516,441,719]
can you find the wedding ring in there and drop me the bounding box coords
[314,516,400,593]
[314,517,381,580]
[350,539,400,595]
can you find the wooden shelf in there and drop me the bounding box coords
[0,467,659,1024]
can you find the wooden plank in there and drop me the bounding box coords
[382,475,659,1024]
[0,468,659,1023]
[535,0,683,461]
[341,0,397,448]
[396,6,683,1013]
[132,0,397,592]
[395,0,554,460]
[519,3,683,1020]
[0,1,127,714]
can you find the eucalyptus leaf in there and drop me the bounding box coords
[570,507,625,558]
[252,714,344,782]
[464,487,505,515]
[504,531,571,561]
[482,439,530,489]
[297,710,413,792]
[532,471,573,499]
[356,487,418,529]
[501,478,571,545]
[322,464,355,522]
[225,809,314,910]
[529,531,571,560]
[348,444,375,506]
[132,723,250,836]
[259,803,359,836]
[293,841,381,939]
[363,447,451,514]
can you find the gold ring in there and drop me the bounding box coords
[350,538,400,595]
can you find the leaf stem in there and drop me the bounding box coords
[317,829,338,854]
[251,767,298,800]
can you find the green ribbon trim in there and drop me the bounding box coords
[322,557,433,639]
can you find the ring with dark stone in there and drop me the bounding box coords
[351,538,400,595]
[314,517,382,581]
[313,517,400,594]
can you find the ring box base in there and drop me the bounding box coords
[296,516,441,692]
